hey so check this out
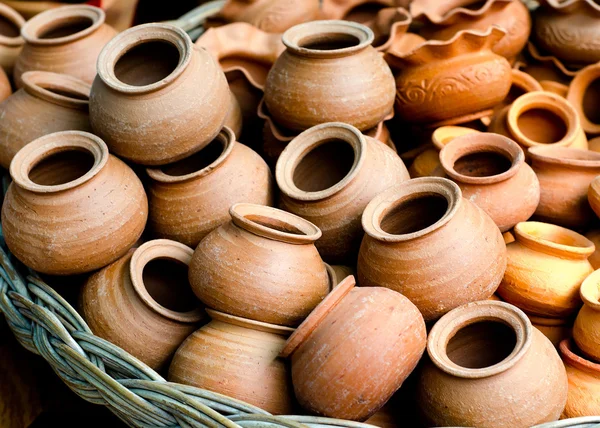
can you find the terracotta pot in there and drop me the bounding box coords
[146,127,273,248]
[224,90,243,139]
[573,269,600,362]
[2,131,147,275]
[168,309,294,415]
[264,20,395,132]
[280,276,426,421]
[585,230,600,269]
[325,263,355,287]
[365,7,420,53]
[589,176,600,220]
[567,62,600,136]
[529,146,600,228]
[189,203,329,326]
[386,27,512,127]
[440,132,540,232]
[13,5,117,88]
[0,2,24,75]
[529,314,573,348]
[0,66,10,101]
[357,177,506,321]
[560,339,600,418]
[503,231,515,244]
[0,71,91,170]
[90,23,229,166]
[276,122,409,263]
[498,221,594,317]
[541,80,569,97]
[526,41,580,79]
[80,240,203,370]
[589,136,600,153]
[418,300,568,427]
[321,0,394,20]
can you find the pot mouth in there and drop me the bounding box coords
[230,203,322,245]
[10,131,108,194]
[0,3,24,47]
[130,239,203,323]
[427,301,531,379]
[97,23,191,95]
[580,269,600,311]
[431,126,480,151]
[21,5,105,46]
[567,63,600,134]
[21,71,90,110]
[514,221,595,260]
[206,309,294,336]
[528,145,600,167]
[275,122,365,201]
[361,177,461,243]
[560,339,600,374]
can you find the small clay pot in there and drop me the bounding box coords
[264,20,395,132]
[0,71,91,169]
[189,203,329,326]
[573,269,600,362]
[498,221,595,317]
[0,2,24,75]
[276,122,409,263]
[418,300,568,427]
[1,131,148,275]
[529,146,600,228]
[147,127,274,248]
[529,314,573,348]
[560,339,600,418]
[14,5,117,88]
[169,309,295,415]
[280,276,426,421]
[567,62,600,136]
[90,23,230,165]
[589,176,600,220]
[357,177,506,321]
[585,230,600,269]
[80,240,204,370]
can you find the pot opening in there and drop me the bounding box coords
[38,82,89,101]
[298,33,361,51]
[142,258,199,313]
[160,138,224,176]
[0,14,20,38]
[518,222,591,248]
[380,193,449,235]
[517,108,567,144]
[114,40,180,87]
[453,151,512,178]
[38,16,94,39]
[583,77,600,125]
[28,149,95,186]
[244,214,306,235]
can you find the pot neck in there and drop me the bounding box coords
[0,3,24,48]
[528,146,600,170]
[22,71,90,111]
[560,339,600,375]
[206,309,294,336]
[580,269,600,311]
[513,222,595,261]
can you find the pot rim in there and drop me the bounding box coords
[206,308,294,336]
[21,70,90,110]
[528,145,600,168]
[567,62,600,135]
[560,339,600,374]
[0,2,24,47]
[580,269,600,311]
[539,0,600,13]
[431,126,480,151]
[513,221,595,260]
[414,0,514,24]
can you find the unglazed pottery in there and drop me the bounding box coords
[498,221,594,317]
[418,300,568,427]
[357,177,506,321]
[0,66,10,101]
[325,264,355,288]
[80,240,203,370]
[280,276,426,421]
[567,62,600,136]
[560,339,600,418]
[276,122,409,263]
[573,269,600,362]
[526,41,580,79]
[189,203,329,326]
[589,176,600,220]
[585,230,600,270]
[321,0,394,20]
[541,80,569,97]
[90,24,229,165]
[14,5,117,88]
[264,20,395,132]
[529,315,573,348]
[589,136,600,153]
[2,131,148,275]
[0,71,91,169]
[0,2,24,75]
[169,309,294,415]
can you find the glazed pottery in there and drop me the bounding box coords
[560,339,600,418]
[90,23,229,165]
[386,27,512,127]
[573,269,600,362]
[567,62,600,136]
[357,177,506,321]
[189,203,329,326]
[146,127,274,248]
[276,122,409,263]
[0,2,24,75]
[80,240,203,370]
[585,230,600,269]
[168,309,294,415]
[13,5,117,88]
[264,20,395,132]
[529,146,600,228]
[280,276,426,421]
[1,131,148,275]
[589,176,600,220]
[529,315,573,348]
[418,300,568,427]
[498,221,594,317]
[440,133,540,231]
[0,71,91,169]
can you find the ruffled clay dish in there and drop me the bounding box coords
[527,42,581,78]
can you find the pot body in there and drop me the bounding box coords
[561,340,600,418]
[590,176,600,220]
[585,229,600,269]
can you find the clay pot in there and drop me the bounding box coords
[276,122,409,263]
[189,203,329,326]
[585,230,600,269]
[589,136,600,153]
[529,146,600,228]
[168,309,294,415]
[529,315,573,348]
[0,66,10,101]
[386,27,512,127]
[0,71,91,169]
[589,176,600,220]
[526,41,580,79]
[560,339,600,418]
[325,264,355,287]
[14,5,117,88]
[498,221,594,317]
[280,276,426,421]
[573,269,600,362]
[264,20,395,132]
[224,90,243,139]
[1,131,148,275]
[567,62,600,136]
[80,240,203,370]
[146,127,273,248]
[357,177,506,321]
[0,2,24,75]
[503,231,515,244]
[541,80,569,97]
[321,0,394,20]
[418,300,568,427]
[90,23,229,166]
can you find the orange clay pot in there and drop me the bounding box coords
[0,2,24,75]
[573,269,600,362]
[528,314,573,348]
[0,65,10,103]
[589,136,600,153]
[567,62,600,136]
[325,263,355,287]
[541,80,569,97]
[585,230,600,269]
[560,338,600,418]
[589,176,600,220]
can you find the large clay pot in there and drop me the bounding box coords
[585,230,600,269]
[169,309,294,415]
[80,240,204,370]
[90,23,229,165]
[357,177,506,321]
[0,2,24,75]
[0,71,91,169]
[13,5,117,88]
[560,339,600,418]
[280,276,426,421]
[497,221,595,317]
[567,62,600,136]
[276,122,409,263]
[189,203,329,326]
[439,132,540,232]
[1,131,148,275]
[529,315,573,348]
[418,300,568,427]
[573,269,600,362]
[264,20,395,132]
